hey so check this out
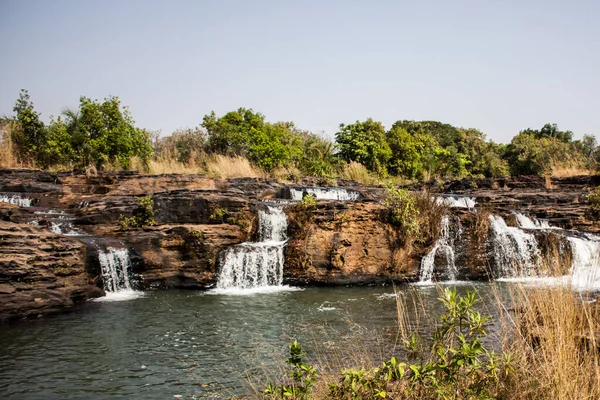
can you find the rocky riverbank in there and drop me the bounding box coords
[1,169,598,321]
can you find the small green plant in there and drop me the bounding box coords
[586,186,600,221]
[300,193,317,210]
[384,186,420,240]
[264,340,318,399]
[186,229,204,247]
[210,207,230,223]
[117,196,156,230]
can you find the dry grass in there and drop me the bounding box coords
[205,154,264,179]
[341,162,378,186]
[148,158,201,175]
[498,286,600,400]
[270,165,302,183]
[0,121,34,169]
[413,190,449,245]
[550,158,596,178]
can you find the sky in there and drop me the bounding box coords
[0,0,599,143]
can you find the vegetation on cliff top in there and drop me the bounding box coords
[2,90,599,181]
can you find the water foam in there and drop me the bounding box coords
[212,205,293,293]
[289,187,360,201]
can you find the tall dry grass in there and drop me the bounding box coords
[205,154,264,179]
[497,286,600,400]
[341,162,379,186]
[0,121,34,169]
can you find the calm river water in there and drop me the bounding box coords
[0,283,503,399]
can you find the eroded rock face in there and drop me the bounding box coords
[124,224,248,289]
[284,202,420,285]
[0,170,598,321]
[0,220,103,321]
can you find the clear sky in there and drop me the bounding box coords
[0,0,598,143]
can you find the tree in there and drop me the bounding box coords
[203,108,266,156]
[520,123,573,143]
[77,96,153,169]
[11,89,46,164]
[335,118,391,174]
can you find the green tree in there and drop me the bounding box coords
[521,123,573,143]
[298,133,342,177]
[202,109,304,171]
[11,89,47,164]
[203,108,266,156]
[77,96,153,169]
[335,118,391,174]
[386,125,435,179]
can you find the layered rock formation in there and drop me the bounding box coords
[0,169,598,321]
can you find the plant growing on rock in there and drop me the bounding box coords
[117,196,156,230]
[383,186,420,241]
[586,186,600,221]
[209,207,230,223]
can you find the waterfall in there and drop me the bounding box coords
[568,235,600,290]
[435,195,476,209]
[95,248,142,301]
[288,187,360,201]
[418,216,461,284]
[0,193,35,207]
[50,222,84,236]
[514,212,552,229]
[213,205,296,294]
[489,215,540,278]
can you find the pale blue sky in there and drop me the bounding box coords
[1,0,598,143]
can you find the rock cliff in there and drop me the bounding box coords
[0,169,598,321]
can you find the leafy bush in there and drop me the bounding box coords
[384,187,420,241]
[586,186,600,221]
[117,196,156,230]
[264,340,318,399]
[209,207,230,223]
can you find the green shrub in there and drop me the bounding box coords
[264,340,318,399]
[117,196,156,230]
[384,187,420,240]
[209,207,230,223]
[586,186,600,221]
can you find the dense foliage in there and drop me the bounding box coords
[4,90,599,180]
[7,90,153,170]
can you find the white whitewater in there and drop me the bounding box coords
[50,221,84,236]
[435,196,476,209]
[514,212,552,229]
[289,187,360,201]
[95,248,142,302]
[0,194,35,207]
[213,205,299,294]
[418,216,460,284]
[568,235,600,290]
[489,215,540,278]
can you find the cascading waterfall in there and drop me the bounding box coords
[214,205,294,293]
[568,235,600,289]
[418,216,461,283]
[288,187,360,201]
[435,195,476,209]
[0,193,36,207]
[514,212,552,229]
[95,248,142,301]
[489,215,540,278]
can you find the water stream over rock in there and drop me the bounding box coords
[212,205,296,294]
